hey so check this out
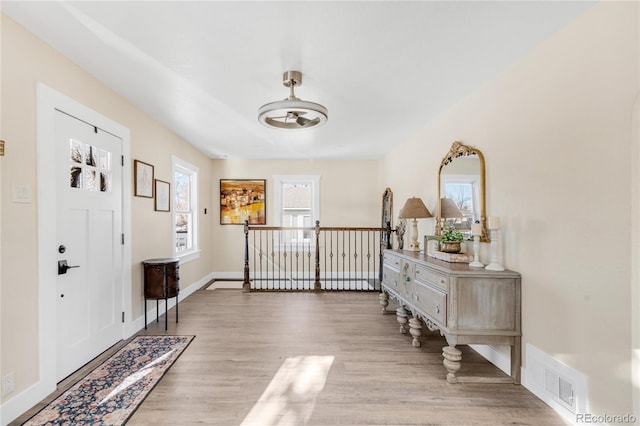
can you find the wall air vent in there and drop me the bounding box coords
[523,344,588,423]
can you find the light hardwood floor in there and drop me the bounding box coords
[14,289,568,425]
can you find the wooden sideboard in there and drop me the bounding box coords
[379,249,521,384]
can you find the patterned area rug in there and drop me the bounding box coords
[23,335,194,426]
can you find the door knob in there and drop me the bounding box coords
[58,260,80,275]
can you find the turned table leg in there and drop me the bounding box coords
[396,306,409,334]
[442,345,462,384]
[409,316,422,347]
[379,291,389,314]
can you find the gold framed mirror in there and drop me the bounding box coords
[436,141,488,241]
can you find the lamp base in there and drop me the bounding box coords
[485,262,505,271]
[408,241,421,252]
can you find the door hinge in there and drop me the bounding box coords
[122,312,125,323]
[121,234,125,245]
[121,155,124,167]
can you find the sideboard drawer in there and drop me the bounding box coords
[382,265,399,288]
[383,263,412,301]
[415,282,447,325]
[383,252,402,269]
[414,265,448,291]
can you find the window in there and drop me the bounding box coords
[442,175,480,234]
[172,156,199,261]
[273,175,320,244]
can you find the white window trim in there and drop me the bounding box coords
[172,155,200,263]
[272,175,320,226]
[272,175,320,250]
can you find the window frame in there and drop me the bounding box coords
[441,173,480,235]
[272,175,321,247]
[172,155,200,263]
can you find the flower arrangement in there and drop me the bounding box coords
[439,228,464,242]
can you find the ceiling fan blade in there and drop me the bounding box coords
[296,115,313,127]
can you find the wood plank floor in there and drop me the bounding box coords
[14,289,568,425]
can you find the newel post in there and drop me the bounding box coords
[314,220,321,291]
[385,221,393,249]
[379,221,392,286]
[243,220,251,293]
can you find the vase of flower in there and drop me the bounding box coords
[440,241,462,253]
[439,228,464,253]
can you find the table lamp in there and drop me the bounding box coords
[398,197,432,252]
[440,197,463,232]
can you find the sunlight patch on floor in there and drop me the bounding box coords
[240,355,334,426]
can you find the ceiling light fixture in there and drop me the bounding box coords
[258,71,328,129]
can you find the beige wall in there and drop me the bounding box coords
[0,14,213,402]
[210,158,381,274]
[2,0,638,420]
[381,1,639,415]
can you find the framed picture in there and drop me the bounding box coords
[134,160,154,198]
[220,179,266,225]
[154,179,170,212]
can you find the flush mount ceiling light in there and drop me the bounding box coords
[258,71,328,129]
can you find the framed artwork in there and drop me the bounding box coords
[134,160,154,198]
[220,179,266,225]
[154,179,170,212]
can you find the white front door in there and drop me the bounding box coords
[55,110,123,381]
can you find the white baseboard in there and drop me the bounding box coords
[133,272,214,330]
[209,271,244,280]
[521,344,589,426]
[1,381,53,426]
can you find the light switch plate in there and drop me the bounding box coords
[12,182,32,203]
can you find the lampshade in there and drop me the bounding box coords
[440,198,463,218]
[398,197,432,219]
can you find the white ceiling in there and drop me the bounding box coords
[2,1,596,160]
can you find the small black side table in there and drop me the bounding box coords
[143,258,180,330]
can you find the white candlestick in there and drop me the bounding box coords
[488,216,500,230]
[485,229,505,271]
[469,235,484,268]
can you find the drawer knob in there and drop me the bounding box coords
[435,305,440,314]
